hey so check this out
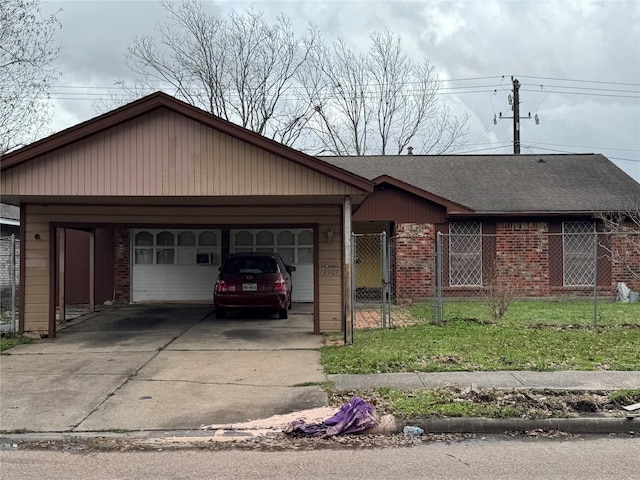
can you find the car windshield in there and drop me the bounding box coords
[221,257,279,275]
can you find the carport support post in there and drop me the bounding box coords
[89,230,95,312]
[343,196,353,345]
[57,228,66,326]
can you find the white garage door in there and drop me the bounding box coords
[230,228,314,302]
[131,229,221,302]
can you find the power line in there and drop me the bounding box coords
[515,74,640,87]
[531,141,640,153]
[520,89,640,100]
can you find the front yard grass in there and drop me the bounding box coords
[0,332,32,352]
[321,300,640,374]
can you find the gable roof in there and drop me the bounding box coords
[0,92,373,193]
[322,154,640,214]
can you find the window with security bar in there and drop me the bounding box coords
[563,221,595,286]
[449,222,482,286]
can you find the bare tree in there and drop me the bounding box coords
[0,0,60,154]
[122,0,318,145]
[302,29,469,156]
[118,4,468,155]
[595,202,640,282]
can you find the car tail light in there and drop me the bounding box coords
[216,280,228,293]
[274,278,286,292]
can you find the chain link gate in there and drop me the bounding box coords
[0,234,19,333]
[351,233,390,329]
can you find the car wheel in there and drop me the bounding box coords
[215,308,225,319]
[288,298,292,310]
[278,308,288,319]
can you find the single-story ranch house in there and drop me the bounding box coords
[2,92,639,337]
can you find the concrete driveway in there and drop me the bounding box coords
[0,304,328,433]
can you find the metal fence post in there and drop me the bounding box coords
[380,231,388,328]
[593,231,598,327]
[347,232,356,345]
[385,234,392,328]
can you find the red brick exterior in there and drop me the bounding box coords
[114,228,130,302]
[610,231,640,292]
[392,223,435,301]
[494,222,550,296]
[390,221,636,301]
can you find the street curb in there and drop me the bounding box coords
[2,416,638,449]
[399,416,640,435]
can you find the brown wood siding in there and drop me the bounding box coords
[22,216,50,333]
[64,229,90,305]
[548,222,563,286]
[1,108,365,198]
[21,204,343,335]
[482,223,497,283]
[54,228,115,306]
[353,186,446,223]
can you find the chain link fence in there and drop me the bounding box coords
[432,231,639,326]
[352,229,640,332]
[1,234,20,333]
[351,233,390,330]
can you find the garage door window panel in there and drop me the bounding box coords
[196,231,219,264]
[134,231,154,264]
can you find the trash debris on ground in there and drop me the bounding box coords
[403,425,424,435]
[623,402,640,412]
[616,282,631,302]
[200,407,337,431]
[284,397,379,437]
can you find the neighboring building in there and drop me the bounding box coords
[324,154,640,299]
[1,203,20,294]
[0,203,19,237]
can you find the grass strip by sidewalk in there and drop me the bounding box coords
[329,387,640,419]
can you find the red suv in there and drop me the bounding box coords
[214,253,295,319]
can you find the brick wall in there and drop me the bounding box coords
[114,228,130,302]
[610,231,640,292]
[392,223,435,301]
[391,221,632,301]
[494,222,550,296]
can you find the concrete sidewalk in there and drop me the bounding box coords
[328,370,640,392]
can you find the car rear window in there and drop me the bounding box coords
[221,257,279,275]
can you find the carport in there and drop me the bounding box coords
[0,92,373,338]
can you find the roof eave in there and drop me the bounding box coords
[448,210,600,218]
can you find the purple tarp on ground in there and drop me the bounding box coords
[283,397,379,437]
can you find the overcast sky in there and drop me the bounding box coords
[40,0,640,182]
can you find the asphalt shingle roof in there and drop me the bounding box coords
[321,154,640,213]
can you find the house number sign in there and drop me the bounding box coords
[320,265,340,277]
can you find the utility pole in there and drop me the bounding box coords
[494,76,539,154]
[512,78,521,154]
